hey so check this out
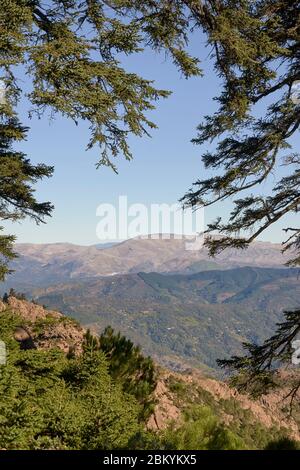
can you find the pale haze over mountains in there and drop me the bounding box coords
[4,235,293,290]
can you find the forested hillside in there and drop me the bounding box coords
[18,267,300,372]
[0,295,299,450]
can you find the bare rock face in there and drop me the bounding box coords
[14,326,31,342]
[7,296,62,322]
[5,296,85,355]
[147,379,181,431]
[33,320,85,355]
[147,370,300,442]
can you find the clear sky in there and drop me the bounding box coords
[3,33,297,246]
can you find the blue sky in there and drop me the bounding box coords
[3,33,297,245]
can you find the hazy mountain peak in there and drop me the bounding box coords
[9,236,290,290]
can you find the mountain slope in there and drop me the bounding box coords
[21,266,300,372]
[1,296,299,449]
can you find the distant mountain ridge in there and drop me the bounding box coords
[3,236,292,292]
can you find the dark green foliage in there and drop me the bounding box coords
[0,311,142,449]
[99,326,157,420]
[1,0,201,171]
[0,112,53,280]
[127,430,162,451]
[265,438,300,450]
[0,117,53,223]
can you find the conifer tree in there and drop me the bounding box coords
[0,313,142,449]
[217,309,300,409]
[0,107,53,279]
[99,326,157,419]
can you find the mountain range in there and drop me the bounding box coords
[2,235,293,291]
[2,236,299,373]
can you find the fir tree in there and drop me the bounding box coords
[0,109,53,279]
[99,326,157,420]
[0,312,142,449]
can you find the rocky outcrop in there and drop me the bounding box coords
[3,296,85,355]
[147,370,300,441]
[147,378,181,430]
[32,319,85,355]
[7,296,62,322]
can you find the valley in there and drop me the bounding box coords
[2,237,299,373]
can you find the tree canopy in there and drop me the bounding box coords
[0,312,145,449]
[1,0,201,170]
